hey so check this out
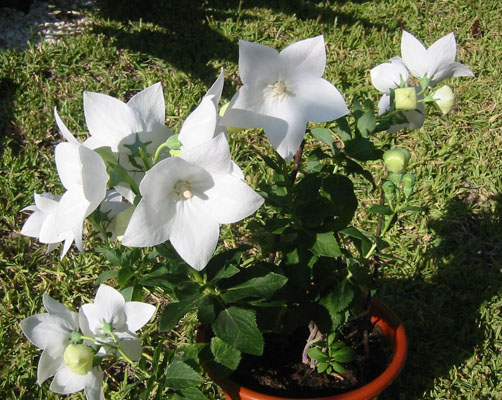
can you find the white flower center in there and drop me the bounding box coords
[174,180,193,199]
[267,80,292,101]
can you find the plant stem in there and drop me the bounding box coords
[290,140,305,182]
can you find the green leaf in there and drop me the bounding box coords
[356,110,376,137]
[400,205,425,212]
[332,346,356,363]
[311,127,336,153]
[334,116,352,142]
[331,361,346,374]
[220,272,288,303]
[344,137,379,161]
[160,298,200,332]
[310,232,342,258]
[308,347,329,362]
[368,205,393,215]
[164,361,203,389]
[95,269,118,285]
[210,337,241,371]
[212,307,264,356]
[117,266,135,286]
[173,388,209,400]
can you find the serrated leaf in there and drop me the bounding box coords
[164,361,203,389]
[310,232,342,258]
[210,337,241,371]
[212,307,264,356]
[173,388,209,400]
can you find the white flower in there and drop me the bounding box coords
[122,131,264,271]
[221,35,349,161]
[370,57,409,94]
[80,83,173,202]
[52,109,109,253]
[20,293,104,400]
[400,31,474,87]
[21,192,77,257]
[370,58,425,132]
[79,284,156,361]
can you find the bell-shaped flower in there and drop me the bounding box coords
[20,293,104,400]
[79,284,156,362]
[221,35,349,161]
[121,130,264,270]
[400,30,474,87]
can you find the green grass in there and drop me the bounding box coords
[1,0,501,398]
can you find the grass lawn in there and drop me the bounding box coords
[1,0,501,399]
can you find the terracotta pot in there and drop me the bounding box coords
[208,298,407,400]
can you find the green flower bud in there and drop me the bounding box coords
[383,148,411,174]
[219,102,243,134]
[382,180,396,203]
[432,85,455,115]
[394,87,417,111]
[63,344,94,376]
[402,173,416,198]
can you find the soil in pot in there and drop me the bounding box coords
[230,317,392,398]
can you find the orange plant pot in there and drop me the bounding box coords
[210,298,407,400]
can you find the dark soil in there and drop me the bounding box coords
[230,318,392,398]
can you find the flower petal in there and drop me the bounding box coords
[20,314,71,351]
[124,302,156,332]
[238,40,281,87]
[280,35,326,79]
[127,82,166,130]
[37,348,64,385]
[50,364,87,395]
[79,146,108,215]
[168,197,220,270]
[401,30,428,79]
[179,96,218,150]
[114,331,143,361]
[54,108,79,145]
[426,32,456,80]
[55,142,82,191]
[83,91,144,152]
[293,78,349,122]
[83,368,105,400]
[181,133,231,175]
[370,58,409,93]
[204,174,264,224]
[43,293,79,329]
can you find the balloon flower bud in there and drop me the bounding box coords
[394,87,417,111]
[219,103,243,134]
[432,85,455,115]
[64,344,94,376]
[383,148,411,174]
[402,173,416,198]
[382,180,396,203]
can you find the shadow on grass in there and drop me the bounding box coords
[93,0,395,84]
[378,195,502,399]
[0,78,19,156]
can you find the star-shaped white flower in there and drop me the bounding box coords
[399,31,474,87]
[20,192,77,258]
[221,35,349,161]
[121,131,264,270]
[80,83,173,202]
[20,293,104,400]
[79,284,156,362]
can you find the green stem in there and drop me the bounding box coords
[152,142,169,165]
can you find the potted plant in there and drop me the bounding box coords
[18,31,473,400]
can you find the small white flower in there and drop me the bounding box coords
[20,293,104,400]
[79,284,156,362]
[21,192,77,257]
[399,31,474,87]
[221,35,349,161]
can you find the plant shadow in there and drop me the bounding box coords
[378,194,502,399]
[0,77,19,156]
[93,0,395,85]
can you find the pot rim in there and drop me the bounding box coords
[213,297,407,400]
